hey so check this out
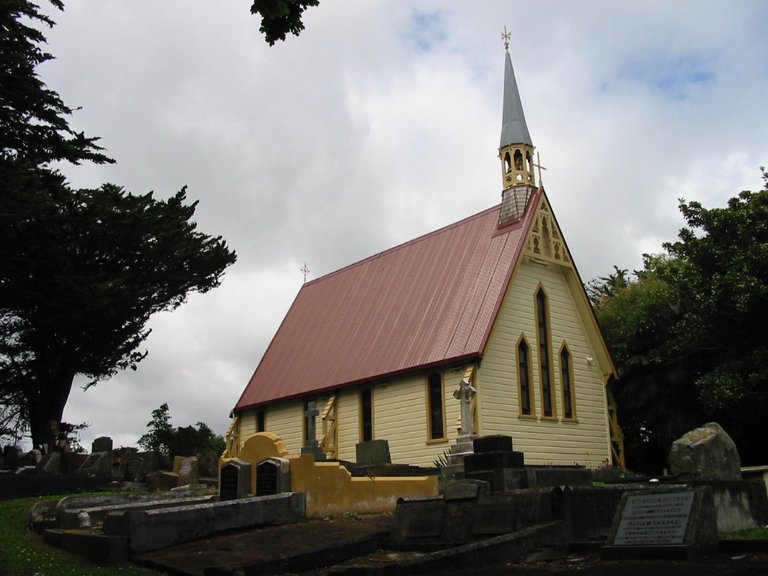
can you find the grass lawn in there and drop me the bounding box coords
[0,495,162,576]
[724,526,768,540]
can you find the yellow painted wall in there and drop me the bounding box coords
[478,258,611,466]
[223,432,438,517]
[290,454,438,517]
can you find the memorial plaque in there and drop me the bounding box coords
[613,491,694,545]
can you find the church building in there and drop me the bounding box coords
[228,46,624,469]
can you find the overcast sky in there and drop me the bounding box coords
[34,1,768,451]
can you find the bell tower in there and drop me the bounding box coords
[498,28,537,227]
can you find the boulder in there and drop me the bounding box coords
[669,422,741,481]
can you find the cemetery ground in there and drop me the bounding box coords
[3,493,768,576]
[0,494,157,576]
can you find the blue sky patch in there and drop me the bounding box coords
[616,55,715,100]
[407,10,447,52]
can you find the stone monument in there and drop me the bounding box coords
[669,422,741,481]
[300,401,325,461]
[450,377,477,458]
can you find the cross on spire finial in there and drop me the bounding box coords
[534,151,547,187]
[300,262,310,283]
[501,25,511,50]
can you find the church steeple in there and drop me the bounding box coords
[498,29,537,227]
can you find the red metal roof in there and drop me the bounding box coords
[235,191,541,411]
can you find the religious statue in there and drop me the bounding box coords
[453,377,477,438]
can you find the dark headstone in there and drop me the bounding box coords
[256,460,278,496]
[220,459,252,501]
[91,436,113,454]
[124,456,145,482]
[473,435,514,453]
[356,439,392,465]
[4,445,21,468]
[464,451,524,473]
[256,457,291,496]
[462,434,525,492]
[197,453,219,478]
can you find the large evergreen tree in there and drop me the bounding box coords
[592,169,768,471]
[0,2,236,449]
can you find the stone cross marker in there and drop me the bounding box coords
[453,377,477,437]
[304,401,319,445]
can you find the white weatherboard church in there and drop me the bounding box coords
[226,43,624,469]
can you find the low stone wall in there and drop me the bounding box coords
[59,494,216,529]
[102,492,306,552]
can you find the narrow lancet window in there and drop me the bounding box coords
[536,288,555,417]
[517,337,534,416]
[427,372,445,440]
[560,346,575,419]
[360,387,373,442]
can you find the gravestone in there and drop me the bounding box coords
[220,459,252,501]
[301,401,325,460]
[669,422,741,481]
[37,452,61,474]
[256,457,291,496]
[177,457,199,487]
[91,436,113,453]
[603,487,718,559]
[4,445,21,469]
[463,435,525,491]
[19,449,43,467]
[356,439,391,465]
[392,497,446,543]
[125,455,145,482]
[78,452,112,477]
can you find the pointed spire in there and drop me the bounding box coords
[497,34,537,228]
[500,49,533,148]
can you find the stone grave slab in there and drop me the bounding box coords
[602,487,718,560]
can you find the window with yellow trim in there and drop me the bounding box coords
[427,372,446,440]
[256,409,266,432]
[536,287,556,417]
[517,336,534,416]
[560,344,576,420]
[360,387,373,442]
